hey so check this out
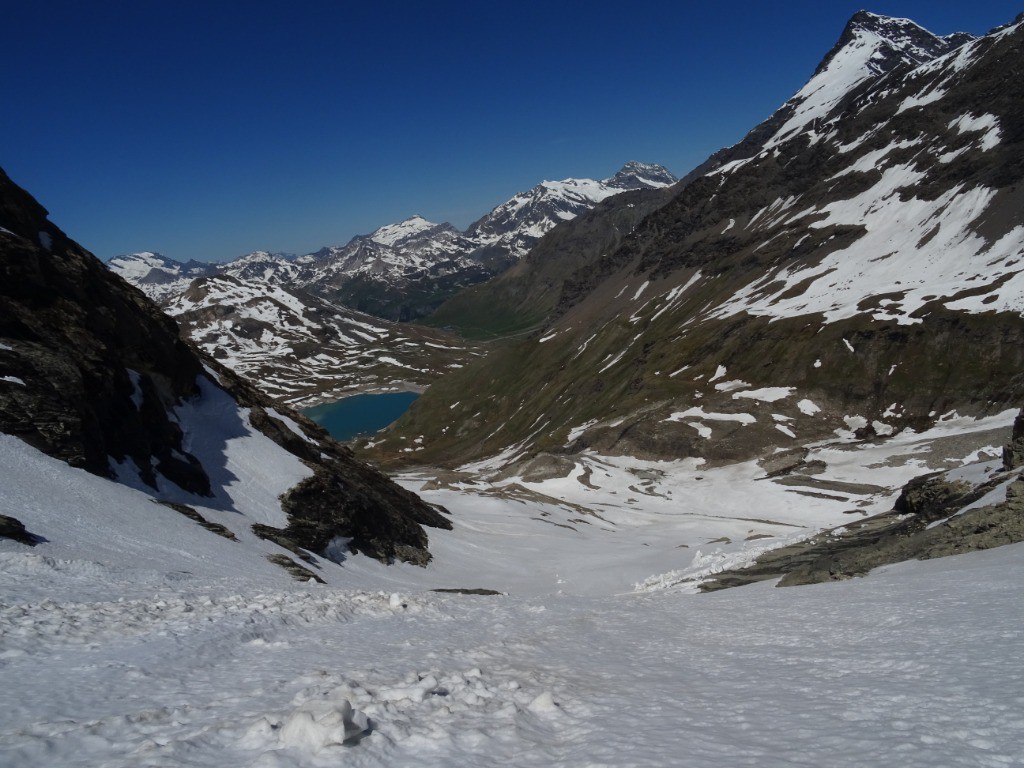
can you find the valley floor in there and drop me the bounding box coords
[2,412,1022,766]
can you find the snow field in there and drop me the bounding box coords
[0,398,1020,765]
[2,546,1022,767]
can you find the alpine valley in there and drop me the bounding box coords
[3,10,1024,768]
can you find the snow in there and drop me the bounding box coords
[667,407,757,425]
[126,369,144,410]
[713,161,1013,325]
[168,375,312,527]
[2,405,1023,766]
[0,376,25,386]
[765,21,921,149]
[369,215,438,247]
[732,386,794,403]
[798,399,822,416]
[713,378,750,392]
[948,113,1002,151]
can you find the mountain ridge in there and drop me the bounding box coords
[110,161,677,322]
[369,11,1024,470]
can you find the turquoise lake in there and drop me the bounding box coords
[302,391,420,442]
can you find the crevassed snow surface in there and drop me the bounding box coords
[1,412,1021,766]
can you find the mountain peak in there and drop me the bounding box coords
[822,10,973,78]
[369,215,445,247]
[605,161,677,190]
[761,10,973,149]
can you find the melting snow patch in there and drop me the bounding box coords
[732,387,794,403]
[775,424,796,438]
[566,420,597,444]
[686,422,713,439]
[714,379,750,392]
[0,376,26,386]
[949,113,1002,151]
[797,399,821,416]
[631,281,650,301]
[126,370,144,410]
[667,407,756,425]
[708,365,727,383]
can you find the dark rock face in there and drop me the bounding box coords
[0,167,209,491]
[1002,408,1024,470]
[0,167,449,566]
[0,514,42,546]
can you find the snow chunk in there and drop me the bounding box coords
[667,407,756,425]
[732,387,794,403]
[714,379,750,393]
[798,399,821,416]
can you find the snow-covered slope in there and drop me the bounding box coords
[2,408,1022,766]
[765,11,975,149]
[464,161,677,263]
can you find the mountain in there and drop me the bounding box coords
[294,162,678,320]
[421,13,967,341]
[371,12,1024,471]
[108,163,674,401]
[165,274,479,406]
[295,215,485,321]
[111,162,677,325]
[107,251,215,302]
[0,166,449,568]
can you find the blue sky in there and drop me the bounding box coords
[3,1,1021,262]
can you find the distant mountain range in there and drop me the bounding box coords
[110,161,677,322]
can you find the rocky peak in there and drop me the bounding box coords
[605,161,677,190]
[825,11,973,78]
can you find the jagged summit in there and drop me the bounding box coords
[761,10,974,149]
[605,161,677,189]
[826,10,973,75]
